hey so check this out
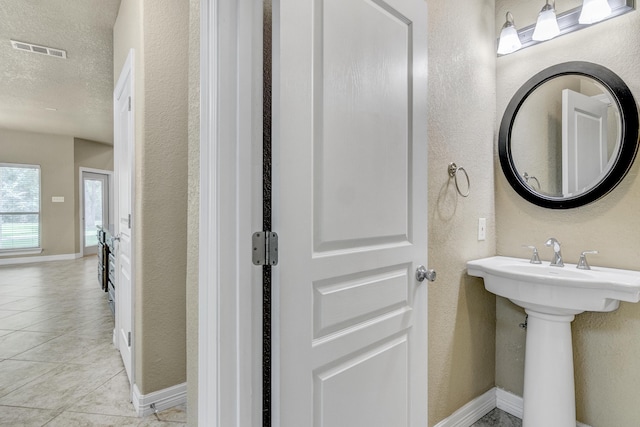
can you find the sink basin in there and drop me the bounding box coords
[466,256,640,315]
[467,256,640,426]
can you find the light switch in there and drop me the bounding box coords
[52,196,65,203]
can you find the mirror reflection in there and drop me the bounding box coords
[511,75,622,198]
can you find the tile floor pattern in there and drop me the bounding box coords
[0,256,186,426]
[471,408,522,427]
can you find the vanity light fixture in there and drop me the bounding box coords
[497,0,635,56]
[532,0,560,41]
[579,0,613,23]
[497,12,522,55]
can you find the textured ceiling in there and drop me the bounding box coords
[0,0,121,144]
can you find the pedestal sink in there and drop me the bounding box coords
[467,256,640,427]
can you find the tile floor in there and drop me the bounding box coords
[471,409,522,427]
[0,256,186,426]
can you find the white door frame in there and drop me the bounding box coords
[78,167,113,258]
[114,48,136,395]
[199,0,263,426]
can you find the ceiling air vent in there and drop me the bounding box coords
[10,40,67,59]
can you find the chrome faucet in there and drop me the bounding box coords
[545,238,564,267]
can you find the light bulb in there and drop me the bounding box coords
[497,12,522,55]
[579,0,612,24]
[532,2,560,41]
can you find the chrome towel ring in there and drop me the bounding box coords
[448,162,470,197]
[522,172,541,190]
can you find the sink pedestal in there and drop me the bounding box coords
[467,256,640,427]
[522,310,576,427]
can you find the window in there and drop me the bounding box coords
[0,163,41,251]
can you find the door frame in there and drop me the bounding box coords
[114,48,136,396]
[199,0,263,426]
[78,167,113,258]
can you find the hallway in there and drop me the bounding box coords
[0,256,186,426]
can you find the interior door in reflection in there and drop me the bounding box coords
[562,88,610,196]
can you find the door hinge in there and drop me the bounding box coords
[252,231,278,266]
[128,214,131,228]
[127,331,132,347]
[128,96,132,111]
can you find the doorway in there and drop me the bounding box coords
[80,169,111,256]
[114,49,135,387]
[198,0,430,425]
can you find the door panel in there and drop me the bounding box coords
[314,0,412,252]
[314,335,408,427]
[275,0,428,425]
[562,88,609,196]
[313,265,409,339]
[114,52,134,384]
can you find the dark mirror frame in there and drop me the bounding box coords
[499,61,639,209]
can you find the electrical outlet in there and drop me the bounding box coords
[478,218,486,241]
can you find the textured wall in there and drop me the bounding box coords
[186,0,199,424]
[495,2,640,425]
[113,0,189,395]
[137,0,188,393]
[427,1,497,425]
[0,130,113,259]
[0,129,75,257]
[73,138,114,254]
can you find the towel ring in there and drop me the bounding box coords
[522,172,541,190]
[448,162,470,197]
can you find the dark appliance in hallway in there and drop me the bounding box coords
[97,227,116,316]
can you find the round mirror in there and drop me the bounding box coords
[499,62,639,209]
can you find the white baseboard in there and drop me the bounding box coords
[496,387,523,419]
[496,388,591,427]
[132,382,187,417]
[436,387,592,427]
[0,252,81,266]
[433,388,495,427]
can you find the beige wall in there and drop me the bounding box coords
[73,138,114,253]
[186,0,199,425]
[113,0,189,394]
[427,1,497,425]
[0,129,75,257]
[1,129,112,259]
[496,2,640,425]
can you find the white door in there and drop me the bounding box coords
[562,88,609,196]
[81,171,109,255]
[114,51,135,384]
[274,0,429,425]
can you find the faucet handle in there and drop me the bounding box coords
[577,250,598,270]
[522,245,542,264]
